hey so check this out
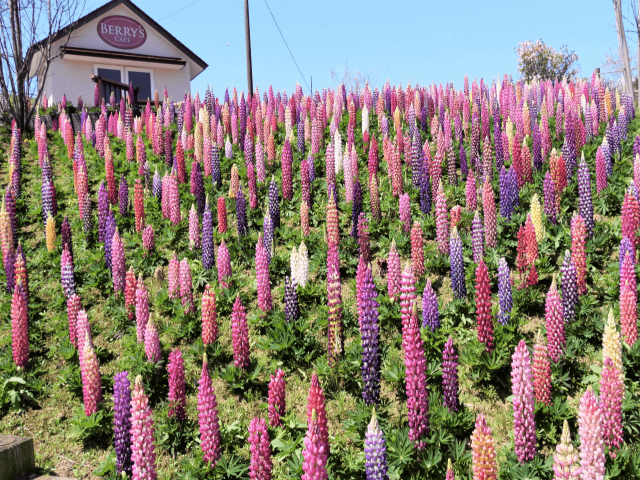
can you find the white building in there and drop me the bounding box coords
[30,0,207,106]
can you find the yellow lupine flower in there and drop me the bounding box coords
[46,214,56,252]
[530,194,545,243]
[603,308,623,381]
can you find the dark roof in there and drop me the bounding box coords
[62,46,187,66]
[34,0,207,73]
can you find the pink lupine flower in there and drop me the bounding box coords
[436,180,449,255]
[135,274,149,343]
[217,239,232,289]
[111,228,125,293]
[80,332,102,416]
[578,386,605,479]
[545,276,565,362]
[268,369,286,427]
[600,357,624,458]
[201,284,218,344]
[387,239,401,302]
[231,296,250,369]
[167,349,186,421]
[130,375,157,479]
[168,252,180,300]
[306,373,329,455]
[144,318,161,364]
[11,282,28,369]
[256,233,273,313]
[302,410,328,480]
[198,354,221,467]
[400,193,411,234]
[248,417,272,480]
[511,340,536,463]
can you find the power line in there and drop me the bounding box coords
[262,0,311,94]
[157,0,201,21]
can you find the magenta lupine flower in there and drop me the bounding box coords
[130,376,157,480]
[217,239,232,289]
[67,293,81,348]
[621,280,639,346]
[578,386,606,479]
[435,180,449,255]
[142,225,154,254]
[545,276,565,363]
[198,354,221,467]
[268,369,286,427]
[410,221,424,278]
[387,239,401,302]
[306,373,329,455]
[248,417,272,480]
[188,204,201,251]
[600,357,624,458]
[111,228,125,293]
[511,340,536,463]
[596,147,608,193]
[167,348,186,422]
[399,193,411,234]
[475,260,493,352]
[11,281,28,369]
[168,252,180,300]
[144,318,161,364]
[256,233,273,313]
[135,274,149,343]
[201,284,218,344]
[404,306,430,449]
[442,336,459,412]
[179,258,195,314]
[80,332,101,416]
[231,296,250,369]
[466,169,477,211]
[302,410,329,480]
[400,262,417,346]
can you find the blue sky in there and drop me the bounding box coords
[90,0,623,96]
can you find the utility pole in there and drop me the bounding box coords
[244,0,253,95]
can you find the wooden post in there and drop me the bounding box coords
[244,0,253,95]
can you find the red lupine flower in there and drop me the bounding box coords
[202,284,218,344]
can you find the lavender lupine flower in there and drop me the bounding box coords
[284,277,299,322]
[497,258,513,325]
[113,371,133,476]
[236,188,248,237]
[472,211,484,263]
[104,212,116,271]
[543,172,557,225]
[61,246,75,298]
[198,354,221,467]
[269,177,280,230]
[364,409,389,480]
[511,340,537,463]
[419,162,432,215]
[442,336,459,413]
[202,198,214,270]
[153,168,162,199]
[422,281,440,331]
[450,227,466,299]
[98,182,109,243]
[360,266,381,405]
[560,250,578,323]
[118,174,129,217]
[578,154,595,237]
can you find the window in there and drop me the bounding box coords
[126,69,153,104]
[94,65,124,105]
[96,67,121,83]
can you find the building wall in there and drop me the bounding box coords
[40,3,198,106]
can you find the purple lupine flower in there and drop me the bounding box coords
[61,246,75,297]
[308,152,316,184]
[152,168,162,200]
[118,174,129,217]
[104,212,116,271]
[113,371,133,477]
[419,161,432,216]
[560,250,578,323]
[543,172,557,225]
[442,336,459,412]
[619,236,634,273]
[602,139,612,177]
[98,181,109,243]
[236,189,248,237]
[192,162,205,215]
[202,198,214,270]
[284,277,299,322]
[460,143,468,179]
[360,266,381,405]
[263,212,274,265]
[268,177,280,230]
[450,228,466,299]
[472,211,484,263]
[497,258,513,325]
[499,165,515,220]
[578,155,595,237]
[364,409,388,480]
[61,216,73,257]
[422,280,440,331]
[211,143,221,187]
[352,178,363,238]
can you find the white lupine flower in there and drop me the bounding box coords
[296,241,309,287]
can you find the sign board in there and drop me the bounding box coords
[97,15,147,50]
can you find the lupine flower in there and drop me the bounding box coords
[559,250,578,323]
[475,260,493,352]
[596,146,608,192]
[188,204,201,251]
[410,221,424,278]
[61,245,75,297]
[545,275,565,362]
[603,308,623,379]
[135,274,149,343]
[256,233,272,313]
[470,414,497,480]
[387,239,401,302]
[364,409,388,480]
[442,336,459,412]
[61,216,73,256]
[450,227,466,299]
[236,188,248,237]
[578,154,595,237]
[360,266,381,405]
[571,214,587,296]
[553,420,581,480]
[167,349,186,421]
[198,354,221,467]
[404,305,430,449]
[177,258,194,314]
[268,369,286,427]
[450,205,462,229]
[543,172,557,225]
[483,180,497,248]
[400,262,417,344]
[530,194,544,243]
[466,169,477,211]
[119,174,129,216]
[620,280,638,346]
[306,372,329,455]
[511,340,536,463]
[358,213,371,264]
[130,376,157,480]
[532,330,552,406]
[113,371,133,476]
[446,459,456,480]
[621,187,639,247]
[11,281,28,369]
[111,228,125,293]
[134,178,145,232]
[351,179,363,238]
[80,332,102,416]
[269,177,280,230]
[399,193,411,234]
[217,196,227,233]
[67,293,81,348]
[284,276,299,323]
[217,239,232,289]
[167,252,180,300]
[248,417,272,480]
[472,211,484,263]
[578,386,605,479]
[282,139,293,200]
[202,284,218,344]
[144,318,161,364]
[302,410,329,480]
[327,244,343,366]
[45,213,56,252]
[326,195,339,246]
[600,356,624,458]
[231,296,250,369]
[422,280,440,331]
[435,180,449,255]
